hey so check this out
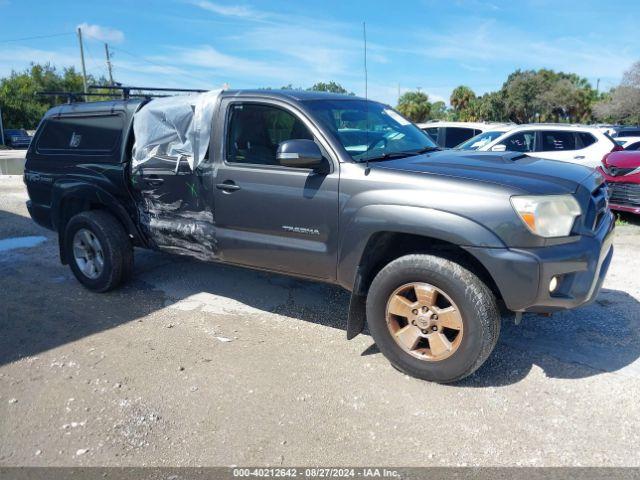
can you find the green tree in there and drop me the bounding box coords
[450,86,476,118]
[473,91,508,122]
[594,61,640,124]
[499,68,596,123]
[0,63,105,129]
[501,70,546,123]
[308,81,353,95]
[396,90,432,122]
[429,100,449,120]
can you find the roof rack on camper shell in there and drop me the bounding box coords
[36,85,208,104]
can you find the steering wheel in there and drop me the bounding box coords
[366,136,387,151]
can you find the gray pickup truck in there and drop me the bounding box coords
[24,89,614,382]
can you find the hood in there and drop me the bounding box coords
[601,151,640,178]
[603,150,640,169]
[374,150,595,195]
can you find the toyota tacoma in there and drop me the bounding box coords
[24,89,614,383]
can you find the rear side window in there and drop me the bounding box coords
[627,141,640,151]
[577,132,596,148]
[37,115,123,156]
[444,127,476,148]
[539,131,576,151]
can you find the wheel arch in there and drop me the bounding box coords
[339,205,507,340]
[51,181,142,264]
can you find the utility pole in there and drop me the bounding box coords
[104,43,114,86]
[596,78,601,96]
[0,106,5,146]
[77,27,88,100]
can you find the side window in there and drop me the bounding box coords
[424,127,440,144]
[619,130,640,137]
[577,132,596,149]
[444,127,476,148]
[37,115,123,155]
[628,142,640,151]
[539,131,577,151]
[226,103,313,166]
[500,132,535,152]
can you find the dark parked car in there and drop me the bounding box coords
[3,128,32,148]
[612,126,640,138]
[24,90,614,383]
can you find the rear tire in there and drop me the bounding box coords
[366,254,500,383]
[64,211,133,292]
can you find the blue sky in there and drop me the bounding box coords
[1,0,639,105]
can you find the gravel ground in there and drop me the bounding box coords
[1,175,640,467]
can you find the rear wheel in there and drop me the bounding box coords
[366,254,500,383]
[65,211,133,292]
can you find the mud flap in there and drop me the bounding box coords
[59,230,68,265]
[346,293,367,339]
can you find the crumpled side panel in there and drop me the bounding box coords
[132,90,221,171]
[138,194,218,262]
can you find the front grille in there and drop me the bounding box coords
[608,182,640,207]
[602,165,638,177]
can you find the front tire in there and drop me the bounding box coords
[366,254,500,383]
[64,211,133,292]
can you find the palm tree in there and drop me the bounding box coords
[450,86,476,112]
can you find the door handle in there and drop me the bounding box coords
[216,181,240,192]
[144,175,164,186]
[573,155,586,160]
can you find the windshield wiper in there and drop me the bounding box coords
[360,146,441,163]
[360,151,415,163]
[407,146,442,154]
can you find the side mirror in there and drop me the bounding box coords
[491,144,507,152]
[277,139,324,169]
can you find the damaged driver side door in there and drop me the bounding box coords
[131,154,217,261]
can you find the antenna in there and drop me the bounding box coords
[363,21,370,172]
[363,21,368,101]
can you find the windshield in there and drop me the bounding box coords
[455,130,506,150]
[304,99,437,161]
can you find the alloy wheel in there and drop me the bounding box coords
[385,282,464,361]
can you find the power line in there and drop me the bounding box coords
[0,32,74,44]
[108,45,214,86]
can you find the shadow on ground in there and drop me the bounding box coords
[2,208,639,387]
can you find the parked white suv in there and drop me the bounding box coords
[417,121,510,149]
[456,125,618,168]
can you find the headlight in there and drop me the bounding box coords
[511,194,581,238]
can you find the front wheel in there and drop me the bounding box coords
[366,254,500,383]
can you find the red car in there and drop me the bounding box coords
[598,150,640,215]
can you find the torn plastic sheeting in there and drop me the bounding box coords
[132,89,221,171]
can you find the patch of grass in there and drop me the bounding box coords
[614,212,640,227]
[616,214,629,226]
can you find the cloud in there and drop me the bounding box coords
[77,23,125,43]
[166,45,286,80]
[412,20,635,81]
[189,0,266,19]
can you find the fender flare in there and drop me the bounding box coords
[339,204,506,339]
[51,180,144,262]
